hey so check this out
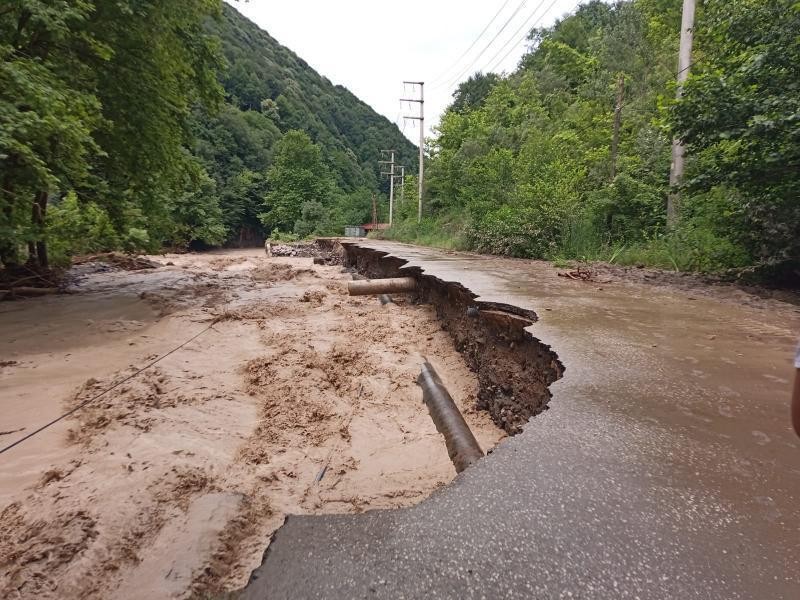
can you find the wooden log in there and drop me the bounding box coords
[1,287,60,299]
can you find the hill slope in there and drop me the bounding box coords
[192,4,417,242]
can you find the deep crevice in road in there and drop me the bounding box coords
[238,242,567,598]
[342,243,564,435]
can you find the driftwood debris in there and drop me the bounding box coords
[557,266,595,282]
[0,286,62,300]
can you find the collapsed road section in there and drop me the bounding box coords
[238,243,566,596]
[341,242,564,434]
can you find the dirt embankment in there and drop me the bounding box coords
[0,247,504,599]
[342,244,564,434]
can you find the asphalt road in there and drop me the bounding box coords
[241,240,800,599]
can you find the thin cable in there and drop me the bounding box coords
[433,0,532,90]
[487,0,562,73]
[485,0,555,73]
[0,322,218,456]
[428,0,514,85]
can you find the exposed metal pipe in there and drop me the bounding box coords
[348,277,416,296]
[417,361,484,473]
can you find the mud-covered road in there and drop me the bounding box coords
[0,249,503,599]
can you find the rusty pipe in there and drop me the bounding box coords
[347,277,416,296]
[417,361,484,473]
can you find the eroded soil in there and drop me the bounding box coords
[0,249,503,599]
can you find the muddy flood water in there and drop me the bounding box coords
[0,249,504,599]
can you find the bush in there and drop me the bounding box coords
[267,229,300,243]
[555,215,604,261]
[465,206,557,258]
[616,223,750,272]
[293,201,326,237]
[587,174,665,241]
[47,192,121,264]
[123,228,152,253]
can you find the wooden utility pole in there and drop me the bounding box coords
[668,0,697,227]
[402,81,424,222]
[379,150,396,225]
[397,166,406,204]
[610,74,625,180]
[371,193,377,229]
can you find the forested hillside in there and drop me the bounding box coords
[389,0,799,280]
[193,5,416,245]
[0,2,414,269]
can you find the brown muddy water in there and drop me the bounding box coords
[0,249,504,599]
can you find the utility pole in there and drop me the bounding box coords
[397,166,406,204]
[668,0,696,227]
[371,193,377,229]
[379,150,396,226]
[402,81,424,222]
[610,74,625,180]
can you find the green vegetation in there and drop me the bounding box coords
[194,5,414,244]
[384,0,799,280]
[3,0,797,281]
[1,2,414,268]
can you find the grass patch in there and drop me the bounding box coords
[376,215,469,251]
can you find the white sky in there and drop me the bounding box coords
[226,0,582,145]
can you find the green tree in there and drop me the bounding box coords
[47,191,120,263]
[0,1,103,268]
[672,0,800,268]
[84,0,224,239]
[0,0,223,268]
[259,130,334,232]
[220,169,269,245]
[450,72,501,113]
[169,163,226,248]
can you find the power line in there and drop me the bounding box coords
[432,0,532,91]
[489,0,557,71]
[485,0,560,73]
[428,0,515,85]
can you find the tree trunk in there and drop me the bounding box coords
[31,191,48,270]
[0,167,20,268]
[26,241,37,264]
[610,74,625,180]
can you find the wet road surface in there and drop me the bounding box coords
[242,240,800,599]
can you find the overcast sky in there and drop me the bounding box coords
[226,0,583,145]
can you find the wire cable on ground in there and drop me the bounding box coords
[0,322,219,457]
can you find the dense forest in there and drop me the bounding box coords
[388,0,799,280]
[0,2,414,268]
